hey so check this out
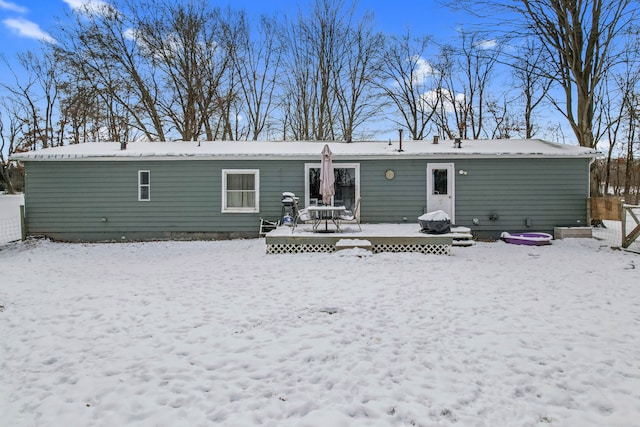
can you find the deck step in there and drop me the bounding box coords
[335,239,373,251]
[451,226,474,247]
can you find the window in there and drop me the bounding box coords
[304,163,360,212]
[222,169,259,213]
[432,169,448,195]
[138,170,150,201]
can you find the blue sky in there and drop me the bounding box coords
[0,1,583,149]
[0,0,470,61]
[0,1,573,144]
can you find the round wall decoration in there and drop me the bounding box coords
[385,169,395,180]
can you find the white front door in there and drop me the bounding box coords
[426,163,455,222]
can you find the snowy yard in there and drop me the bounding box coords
[1,231,639,426]
[0,193,639,426]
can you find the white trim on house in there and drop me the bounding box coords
[304,162,361,212]
[221,169,260,213]
[138,170,150,201]
[426,163,455,223]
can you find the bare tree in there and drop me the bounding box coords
[431,44,469,139]
[0,105,18,193]
[280,0,346,140]
[331,12,385,141]
[458,31,502,139]
[378,31,437,140]
[520,0,636,149]
[0,52,58,150]
[55,0,166,141]
[486,95,523,139]
[281,8,316,140]
[131,0,236,141]
[58,83,101,144]
[598,75,625,196]
[279,16,316,140]
[510,39,553,139]
[280,0,382,141]
[450,0,637,148]
[232,14,284,140]
[619,92,640,200]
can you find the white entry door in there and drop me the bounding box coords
[426,163,455,222]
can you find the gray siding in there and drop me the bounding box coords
[357,157,590,237]
[453,158,590,237]
[23,156,590,241]
[24,160,307,241]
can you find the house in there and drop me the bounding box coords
[11,139,597,242]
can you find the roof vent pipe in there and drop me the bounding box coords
[120,141,127,150]
[398,129,404,152]
[433,135,439,144]
[454,138,462,149]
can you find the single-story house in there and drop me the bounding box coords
[11,139,597,241]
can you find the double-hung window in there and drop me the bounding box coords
[222,169,259,213]
[138,170,150,201]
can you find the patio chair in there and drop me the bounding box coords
[259,218,279,237]
[292,207,313,232]
[337,198,361,231]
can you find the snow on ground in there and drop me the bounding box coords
[1,233,639,427]
[1,193,639,426]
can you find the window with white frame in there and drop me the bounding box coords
[222,169,259,213]
[138,170,150,201]
[304,163,359,213]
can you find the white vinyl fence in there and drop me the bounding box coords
[0,194,24,245]
[0,214,22,244]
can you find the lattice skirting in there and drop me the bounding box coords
[267,244,337,254]
[372,243,451,255]
[267,243,450,255]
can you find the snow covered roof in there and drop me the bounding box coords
[11,139,597,161]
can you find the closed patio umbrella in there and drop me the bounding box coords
[320,144,335,205]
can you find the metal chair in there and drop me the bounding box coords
[259,218,279,236]
[292,207,313,232]
[337,198,361,231]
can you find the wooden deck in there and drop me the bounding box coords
[264,223,473,255]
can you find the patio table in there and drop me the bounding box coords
[307,205,347,233]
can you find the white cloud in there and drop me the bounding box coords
[475,39,498,50]
[0,0,27,13]
[123,27,138,41]
[410,55,436,85]
[2,17,55,43]
[420,88,466,113]
[63,0,112,15]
